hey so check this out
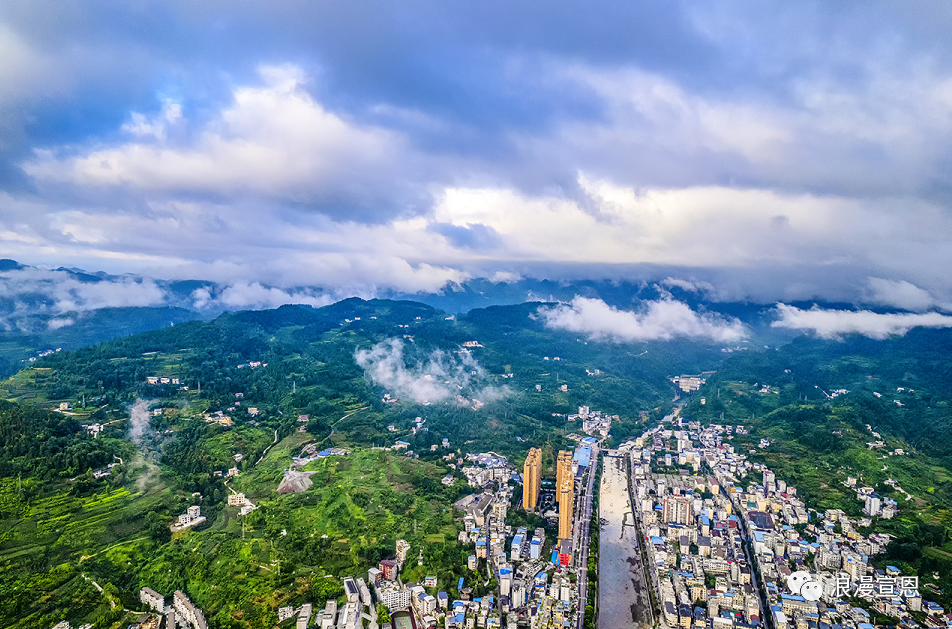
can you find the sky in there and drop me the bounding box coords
[3,1,952,313]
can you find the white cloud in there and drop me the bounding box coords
[47,317,74,330]
[0,268,166,314]
[216,282,336,310]
[661,277,715,294]
[864,278,938,312]
[543,61,952,196]
[24,65,409,211]
[489,270,522,283]
[538,296,747,342]
[8,54,952,306]
[355,338,500,405]
[121,100,182,140]
[772,303,952,339]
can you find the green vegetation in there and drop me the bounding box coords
[680,330,952,606]
[11,297,952,623]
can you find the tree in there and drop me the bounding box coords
[149,520,172,545]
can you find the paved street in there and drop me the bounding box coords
[575,446,598,629]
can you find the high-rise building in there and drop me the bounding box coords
[864,494,881,516]
[558,476,574,541]
[523,448,542,510]
[395,539,411,565]
[762,469,776,493]
[662,495,693,525]
[556,450,573,504]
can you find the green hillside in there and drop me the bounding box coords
[0,298,733,628]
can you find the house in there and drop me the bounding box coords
[380,559,398,581]
[140,587,165,613]
[297,603,312,629]
[173,590,208,629]
[368,567,383,585]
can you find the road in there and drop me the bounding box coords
[255,429,280,465]
[729,493,773,629]
[628,460,658,628]
[628,415,677,629]
[574,445,598,629]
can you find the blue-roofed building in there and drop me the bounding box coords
[457,577,464,591]
[573,447,592,468]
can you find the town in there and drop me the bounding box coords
[118,408,605,629]
[610,415,942,629]
[76,403,945,629]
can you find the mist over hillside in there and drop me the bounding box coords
[8,258,952,380]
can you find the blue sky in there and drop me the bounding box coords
[2,1,952,310]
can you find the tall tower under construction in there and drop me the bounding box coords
[523,447,542,510]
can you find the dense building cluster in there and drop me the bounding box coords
[623,416,940,629]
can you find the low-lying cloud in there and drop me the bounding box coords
[538,297,747,342]
[192,282,338,310]
[864,278,941,312]
[128,398,154,447]
[0,267,166,332]
[772,304,952,339]
[0,268,166,313]
[355,338,503,405]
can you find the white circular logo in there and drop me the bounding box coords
[801,581,823,602]
[786,571,821,601]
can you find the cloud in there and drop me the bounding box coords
[128,398,154,447]
[215,282,336,310]
[488,270,522,283]
[772,303,952,339]
[661,277,715,294]
[355,338,501,404]
[2,4,952,304]
[24,65,422,221]
[0,267,166,315]
[864,278,939,312]
[121,100,182,140]
[47,317,74,330]
[538,296,747,342]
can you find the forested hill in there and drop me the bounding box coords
[683,328,952,465]
[1,297,736,456]
[7,296,952,626]
[0,401,128,481]
[0,297,739,627]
